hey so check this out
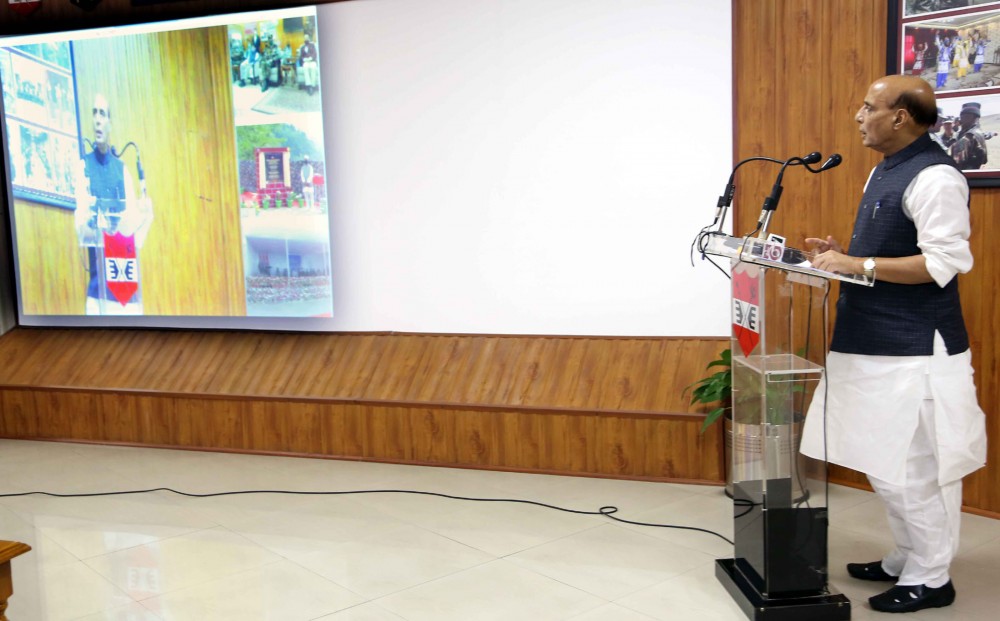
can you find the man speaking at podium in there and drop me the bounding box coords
[74,93,154,315]
[801,75,986,614]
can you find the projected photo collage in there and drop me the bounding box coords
[228,12,332,318]
[0,6,333,320]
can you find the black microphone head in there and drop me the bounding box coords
[819,153,843,171]
[801,151,822,164]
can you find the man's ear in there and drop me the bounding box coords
[893,108,909,129]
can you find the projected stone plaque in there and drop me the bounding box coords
[254,146,291,193]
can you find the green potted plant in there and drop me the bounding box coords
[685,347,734,495]
[685,348,732,433]
[686,347,810,498]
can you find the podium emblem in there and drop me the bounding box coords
[8,0,42,16]
[732,268,760,356]
[103,231,138,306]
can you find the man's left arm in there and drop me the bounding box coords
[902,164,972,286]
[810,165,971,285]
[858,165,972,287]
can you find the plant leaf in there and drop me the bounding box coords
[699,406,729,432]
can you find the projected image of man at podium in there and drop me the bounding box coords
[74,93,154,315]
[801,75,986,614]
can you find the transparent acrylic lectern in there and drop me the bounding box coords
[78,196,144,315]
[702,232,871,620]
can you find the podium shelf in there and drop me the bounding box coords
[734,353,824,380]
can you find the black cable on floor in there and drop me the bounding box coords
[0,487,736,546]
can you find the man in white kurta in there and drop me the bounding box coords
[802,75,986,614]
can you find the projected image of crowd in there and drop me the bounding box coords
[245,275,332,306]
[244,251,333,316]
[228,15,321,118]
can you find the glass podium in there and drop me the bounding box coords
[702,232,867,620]
[78,196,144,315]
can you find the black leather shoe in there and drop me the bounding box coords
[869,581,956,613]
[847,561,897,582]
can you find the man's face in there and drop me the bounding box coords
[943,122,954,136]
[855,82,901,154]
[92,95,110,150]
[960,111,978,128]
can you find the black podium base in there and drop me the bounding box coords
[716,559,851,621]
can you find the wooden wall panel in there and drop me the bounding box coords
[734,0,1000,515]
[0,388,724,483]
[0,329,727,413]
[0,329,727,483]
[10,199,85,315]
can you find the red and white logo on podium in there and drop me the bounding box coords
[103,231,138,306]
[8,0,42,16]
[732,268,760,357]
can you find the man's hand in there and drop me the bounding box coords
[804,236,844,254]
[74,197,99,244]
[811,249,862,275]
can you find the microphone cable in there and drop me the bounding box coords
[0,485,737,546]
[690,226,732,280]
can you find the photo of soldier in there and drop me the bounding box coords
[941,116,958,148]
[952,102,991,169]
[936,95,1000,170]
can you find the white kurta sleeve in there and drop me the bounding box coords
[902,165,972,287]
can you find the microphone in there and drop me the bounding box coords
[756,152,820,237]
[756,151,842,238]
[800,151,822,165]
[710,151,830,231]
[713,155,785,228]
[816,153,842,172]
[136,150,147,198]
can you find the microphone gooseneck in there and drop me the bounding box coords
[756,155,803,237]
[756,151,841,239]
[713,155,785,228]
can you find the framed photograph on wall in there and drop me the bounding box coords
[889,0,1000,186]
[0,43,78,208]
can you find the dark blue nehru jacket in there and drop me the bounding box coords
[831,133,969,356]
[81,149,130,301]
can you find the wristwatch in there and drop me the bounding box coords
[862,257,876,279]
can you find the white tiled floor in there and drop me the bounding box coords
[2,439,999,621]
